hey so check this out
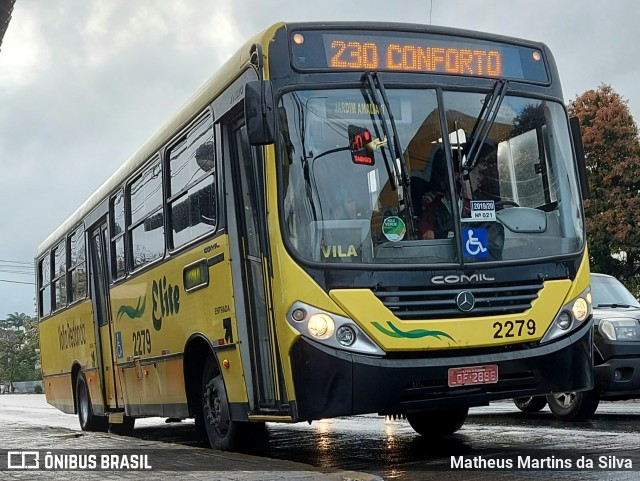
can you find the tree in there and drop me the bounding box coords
[0,313,40,383]
[0,312,28,330]
[568,84,640,284]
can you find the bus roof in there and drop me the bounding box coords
[36,22,284,258]
[284,21,549,50]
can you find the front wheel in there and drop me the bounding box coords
[546,390,600,422]
[202,356,237,450]
[513,396,547,413]
[406,407,468,437]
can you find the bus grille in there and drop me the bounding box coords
[373,280,544,320]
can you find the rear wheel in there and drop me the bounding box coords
[406,407,468,436]
[513,396,547,413]
[76,372,107,432]
[546,390,600,421]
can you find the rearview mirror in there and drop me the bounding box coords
[570,116,589,200]
[245,80,275,145]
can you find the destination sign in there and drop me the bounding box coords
[291,30,548,83]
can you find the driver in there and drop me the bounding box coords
[419,148,470,239]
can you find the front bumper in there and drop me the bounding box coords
[290,320,593,421]
[595,339,640,399]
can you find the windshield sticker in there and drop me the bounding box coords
[463,227,489,258]
[382,216,406,242]
[348,125,375,165]
[467,200,496,222]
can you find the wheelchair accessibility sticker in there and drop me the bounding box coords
[463,227,488,258]
[115,331,123,359]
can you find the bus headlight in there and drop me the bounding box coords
[286,301,384,355]
[599,319,640,341]
[307,313,335,339]
[540,285,592,344]
[572,298,589,322]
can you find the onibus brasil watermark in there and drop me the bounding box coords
[6,451,151,471]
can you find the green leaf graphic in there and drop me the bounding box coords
[371,321,455,342]
[116,296,146,321]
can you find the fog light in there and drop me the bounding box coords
[308,314,335,339]
[336,325,356,346]
[292,308,306,322]
[557,312,572,330]
[614,369,622,381]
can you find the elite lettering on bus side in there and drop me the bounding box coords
[151,276,180,331]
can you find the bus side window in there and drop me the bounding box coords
[110,190,126,279]
[167,114,217,249]
[129,159,164,268]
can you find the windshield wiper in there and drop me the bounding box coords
[363,73,398,191]
[363,72,417,236]
[464,79,509,171]
[596,303,637,308]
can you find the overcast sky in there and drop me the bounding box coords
[0,0,638,318]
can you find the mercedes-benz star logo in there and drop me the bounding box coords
[456,291,475,312]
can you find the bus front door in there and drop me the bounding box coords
[224,119,286,414]
[88,221,121,411]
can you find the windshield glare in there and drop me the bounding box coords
[278,88,584,266]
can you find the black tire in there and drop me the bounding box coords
[76,372,108,432]
[406,407,468,436]
[513,396,547,413]
[546,390,600,422]
[108,415,135,436]
[202,356,238,450]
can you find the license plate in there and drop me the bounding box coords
[448,364,498,387]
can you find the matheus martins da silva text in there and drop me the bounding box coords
[451,455,633,470]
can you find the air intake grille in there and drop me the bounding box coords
[373,280,544,320]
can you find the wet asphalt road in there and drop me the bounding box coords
[2,395,639,480]
[134,401,640,480]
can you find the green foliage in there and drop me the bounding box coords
[0,312,40,382]
[0,312,29,330]
[568,84,640,283]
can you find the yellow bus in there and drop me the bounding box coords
[36,22,593,450]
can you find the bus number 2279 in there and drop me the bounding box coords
[493,319,536,339]
[133,329,152,356]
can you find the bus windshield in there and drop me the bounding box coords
[279,87,584,265]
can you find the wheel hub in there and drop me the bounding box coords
[553,392,576,408]
[204,377,229,435]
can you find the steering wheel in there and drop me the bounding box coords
[495,200,520,210]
